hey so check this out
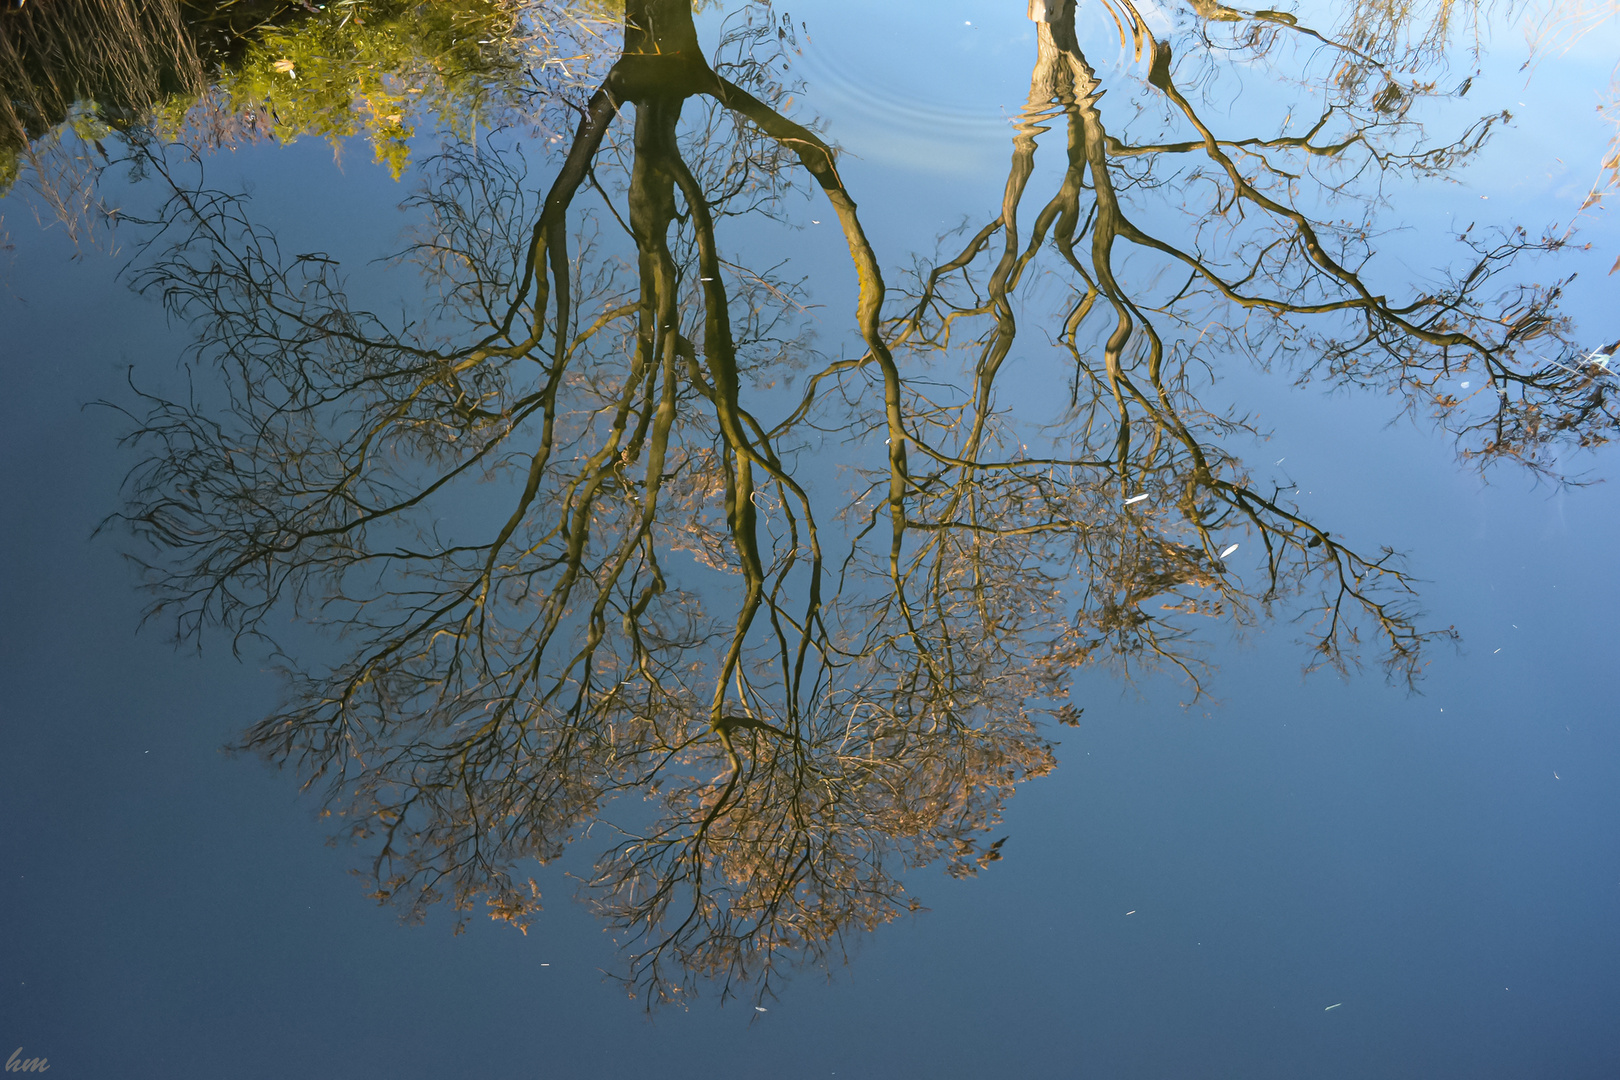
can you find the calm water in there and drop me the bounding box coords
[3,0,1620,1075]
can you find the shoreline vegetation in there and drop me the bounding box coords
[3,0,1616,237]
[0,0,614,234]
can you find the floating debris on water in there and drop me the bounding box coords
[1219,543,1240,558]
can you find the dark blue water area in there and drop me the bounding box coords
[5,2,1620,1077]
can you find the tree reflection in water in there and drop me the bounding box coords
[105,0,1614,1005]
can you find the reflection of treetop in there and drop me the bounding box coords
[108,0,1611,1005]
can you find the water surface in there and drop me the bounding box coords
[3,0,1619,1076]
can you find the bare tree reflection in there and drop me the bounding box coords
[114,0,1058,1005]
[107,0,1608,1006]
